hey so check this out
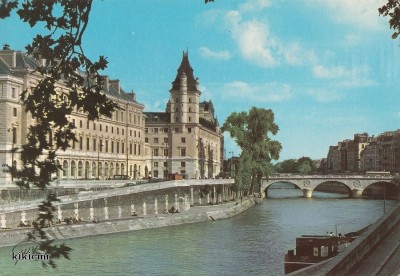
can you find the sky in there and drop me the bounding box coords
[1,0,400,162]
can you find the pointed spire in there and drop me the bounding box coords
[171,50,198,92]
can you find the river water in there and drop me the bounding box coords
[0,183,396,276]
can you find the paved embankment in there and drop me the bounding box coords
[0,196,259,248]
[290,201,400,275]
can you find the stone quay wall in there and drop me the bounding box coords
[290,201,400,275]
[0,180,235,230]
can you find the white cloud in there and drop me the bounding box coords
[313,65,346,79]
[279,42,318,66]
[342,34,361,47]
[239,0,272,12]
[312,64,375,87]
[312,0,386,31]
[222,81,292,102]
[225,11,279,67]
[305,88,344,102]
[199,47,231,60]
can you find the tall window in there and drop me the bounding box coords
[86,137,90,150]
[79,137,83,150]
[105,140,109,152]
[117,142,120,154]
[153,149,159,156]
[12,127,17,144]
[11,87,16,98]
[122,143,125,154]
[13,107,17,117]
[93,138,97,151]
[180,148,186,157]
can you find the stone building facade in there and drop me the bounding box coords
[0,46,147,183]
[0,47,223,184]
[144,52,223,179]
[325,130,400,174]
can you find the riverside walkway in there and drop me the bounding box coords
[351,222,400,276]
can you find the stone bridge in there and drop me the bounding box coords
[261,175,396,198]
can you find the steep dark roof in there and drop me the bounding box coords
[144,112,170,123]
[0,49,140,104]
[171,51,199,92]
[0,58,11,74]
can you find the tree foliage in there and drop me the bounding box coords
[379,0,400,39]
[222,107,282,194]
[1,0,117,268]
[274,157,316,174]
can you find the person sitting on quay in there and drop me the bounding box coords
[131,211,138,217]
[175,209,180,213]
[170,206,175,214]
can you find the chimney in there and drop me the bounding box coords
[0,44,16,67]
[101,76,110,90]
[109,79,120,94]
[129,90,136,101]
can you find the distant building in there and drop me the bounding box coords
[326,130,400,174]
[144,51,223,179]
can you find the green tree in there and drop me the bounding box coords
[379,1,400,39]
[222,107,282,194]
[0,0,117,268]
[297,156,315,174]
[279,159,298,173]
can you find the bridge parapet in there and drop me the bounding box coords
[262,175,395,198]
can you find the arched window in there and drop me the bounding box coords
[85,161,90,179]
[110,163,114,177]
[99,162,103,178]
[71,161,76,177]
[134,164,137,179]
[92,162,96,178]
[104,162,109,179]
[121,163,125,175]
[78,161,83,178]
[63,160,68,178]
[116,163,120,175]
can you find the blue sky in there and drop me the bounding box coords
[1,0,400,161]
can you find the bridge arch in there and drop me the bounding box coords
[263,181,302,197]
[313,181,353,198]
[362,180,397,198]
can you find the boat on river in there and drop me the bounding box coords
[284,227,369,274]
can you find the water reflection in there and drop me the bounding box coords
[0,185,396,276]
